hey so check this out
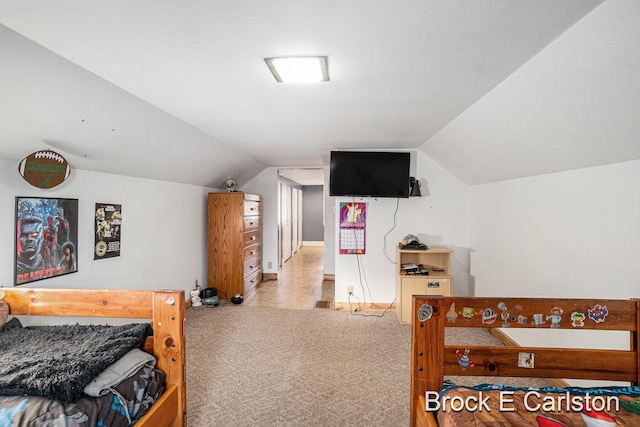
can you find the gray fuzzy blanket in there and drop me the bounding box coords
[0,318,152,403]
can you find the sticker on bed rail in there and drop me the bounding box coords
[417,304,433,322]
[533,313,545,327]
[498,302,512,328]
[518,352,535,369]
[516,315,528,325]
[482,308,497,325]
[460,307,475,322]
[546,307,563,328]
[166,297,175,305]
[588,304,608,323]
[571,311,586,328]
[456,349,474,368]
[446,303,458,322]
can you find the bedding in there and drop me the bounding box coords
[0,318,152,403]
[0,362,165,426]
[435,381,640,426]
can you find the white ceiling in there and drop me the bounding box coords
[1,0,638,188]
[279,168,325,187]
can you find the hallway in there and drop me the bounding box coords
[244,245,333,309]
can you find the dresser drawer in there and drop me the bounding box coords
[244,230,261,246]
[244,216,261,231]
[243,255,261,278]
[244,200,260,216]
[244,244,260,260]
[243,268,262,297]
[400,276,452,323]
[424,278,452,295]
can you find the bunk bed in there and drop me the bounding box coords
[1,287,186,427]
[410,295,640,426]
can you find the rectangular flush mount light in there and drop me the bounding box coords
[264,56,329,83]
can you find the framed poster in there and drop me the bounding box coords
[15,197,78,285]
[94,203,122,259]
[339,201,366,254]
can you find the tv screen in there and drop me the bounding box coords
[329,151,410,198]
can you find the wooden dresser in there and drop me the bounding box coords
[207,192,262,300]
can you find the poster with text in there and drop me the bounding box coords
[94,203,122,259]
[339,202,366,254]
[15,197,78,285]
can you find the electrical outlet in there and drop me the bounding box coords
[268,261,273,269]
[347,286,354,296]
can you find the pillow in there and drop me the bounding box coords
[84,348,156,397]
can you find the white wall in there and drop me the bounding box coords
[323,165,336,276]
[1,159,215,297]
[241,167,279,274]
[333,152,470,303]
[469,159,640,384]
[470,159,640,299]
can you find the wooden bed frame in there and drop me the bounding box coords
[410,295,640,427]
[2,287,186,427]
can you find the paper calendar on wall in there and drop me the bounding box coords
[339,202,366,254]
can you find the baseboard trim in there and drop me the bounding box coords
[323,274,335,281]
[490,329,570,388]
[262,273,278,281]
[334,302,396,312]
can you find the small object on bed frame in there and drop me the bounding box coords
[2,287,186,427]
[410,295,640,427]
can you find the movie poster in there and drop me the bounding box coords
[15,197,78,285]
[339,201,367,254]
[94,203,122,260]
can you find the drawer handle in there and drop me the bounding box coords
[249,222,254,225]
[251,236,257,240]
[249,265,255,269]
[250,207,256,211]
[250,251,256,255]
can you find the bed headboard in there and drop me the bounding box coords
[2,287,186,426]
[410,295,640,426]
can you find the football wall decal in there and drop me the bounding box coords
[18,150,72,189]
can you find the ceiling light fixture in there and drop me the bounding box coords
[264,56,329,83]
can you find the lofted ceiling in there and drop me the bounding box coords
[1,1,639,188]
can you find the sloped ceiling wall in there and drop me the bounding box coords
[421,0,640,185]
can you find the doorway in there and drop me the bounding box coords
[276,168,326,306]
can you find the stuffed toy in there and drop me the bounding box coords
[0,288,8,327]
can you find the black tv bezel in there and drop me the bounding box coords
[329,150,411,198]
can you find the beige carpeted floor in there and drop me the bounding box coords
[185,304,547,426]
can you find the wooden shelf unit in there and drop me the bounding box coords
[395,246,453,323]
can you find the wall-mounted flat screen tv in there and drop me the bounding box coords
[329,151,410,198]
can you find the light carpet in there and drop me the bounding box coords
[185,304,547,426]
[186,305,410,426]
